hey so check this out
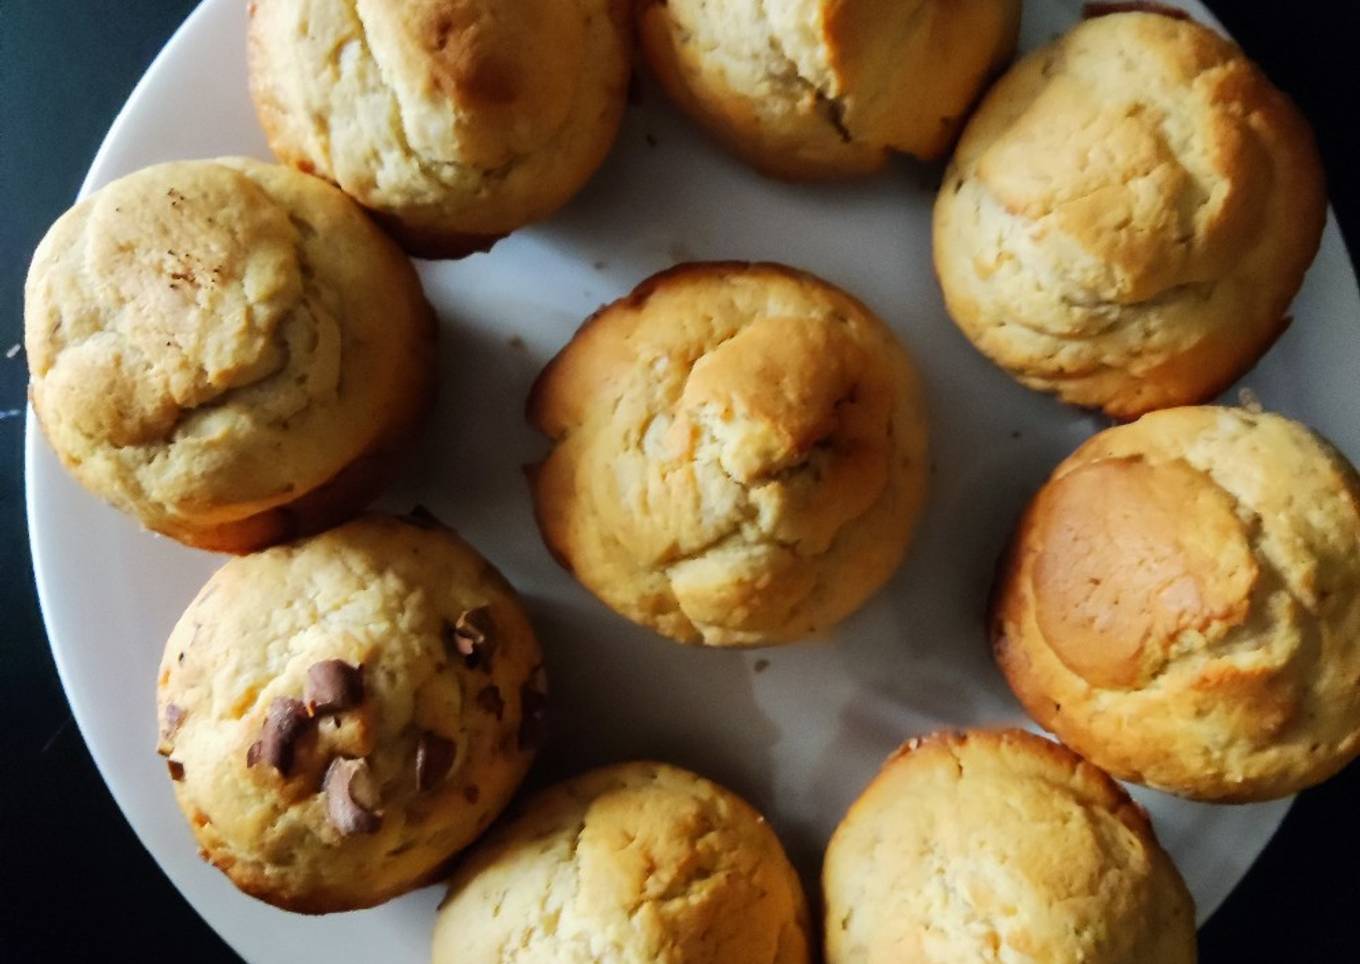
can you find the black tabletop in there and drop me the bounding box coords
[2,1,1357,960]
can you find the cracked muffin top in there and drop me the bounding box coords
[528,262,929,647]
[933,10,1326,418]
[994,407,1360,801]
[638,0,1020,179]
[24,157,434,552]
[156,513,547,913]
[824,729,1196,964]
[247,0,631,256]
[433,761,811,964]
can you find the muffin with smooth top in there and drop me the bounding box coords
[528,262,929,646]
[156,513,546,913]
[248,0,632,257]
[824,729,1197,963]
[994,407,1360,801]
[639,0,1020,179]
[933,10,1326,417]
[433,762,811,963]
[25,157,435,553]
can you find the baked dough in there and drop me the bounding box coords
[639,0,1020,179]
[994,407,1360,801]
[824,729,1197,963]
[433,761,811,963]
[248,0,631,256]
[528,262,929,646]
[25,158,435,552]
[156,513,546,912]
[933,11,1325,417]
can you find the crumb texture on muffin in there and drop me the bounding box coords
[933,12,1326,416]
[24,158,434,551]
[248,0,631,250]
[156,514,545,913]
[528,262,929,646]
[433,761,811,963]
[639,0,1020,178]
[994,407,1360,801]
[823,729,1197,963]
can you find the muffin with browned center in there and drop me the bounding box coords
[528,262,929,646]
[25,158,435,553]
[156,513,546,913]
[994,407,1360,801]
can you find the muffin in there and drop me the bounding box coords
[638,0,1020,179]
[24,158,435,553]
[432,762,811,963]
[824,729,1197,963]
[933,10,1326,418]
[155,513,547,913]
[247,0,631,257]
[993,407,1360,801]
[528,262,929,646]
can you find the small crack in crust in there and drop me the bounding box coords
[528,262,928,646]
[992,407,1360,802]
[247,0,631,255]
[933,12,1326,418]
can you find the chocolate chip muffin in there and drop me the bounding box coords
[638,0,1020,179]
[932,10,1326,417]
[247,0,632,257]
[432,762,811,963]
[824,729,1197,963]
[528,262,930,646]
[24,158,435,553]
[993,407,1360,801]
[156,512,546,913]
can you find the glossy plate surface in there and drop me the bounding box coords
[27,0,1359,959]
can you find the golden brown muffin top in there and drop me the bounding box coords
[996,407,1360,800]
[529,262,928,645]
[248,0,631,240]
[25,157,431,541]
[933,11,1325,416]
[638,0,1020,178]
[824,729,1197,963]
[156,514,545,912]
[434,761,811,963]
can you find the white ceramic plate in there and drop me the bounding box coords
[27,0,1360,960]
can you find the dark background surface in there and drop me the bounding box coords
[2,1,1357,960]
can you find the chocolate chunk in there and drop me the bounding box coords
[167,760,185,782]
[475,685,505,720]
[246,697,311,776]
[323,757,382,836]
[415,732,456,791]
[447,607,495,670]
[162,703,186,740]
[518,679,548,751]
[304,660,364,716]
[463,785,480,804]
[403,505,442,530]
